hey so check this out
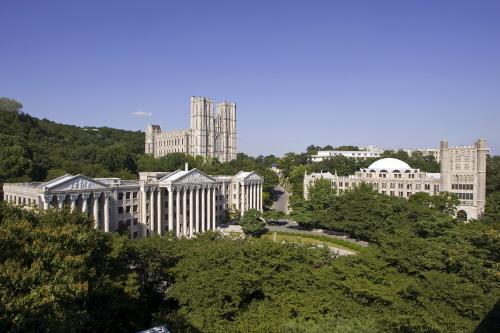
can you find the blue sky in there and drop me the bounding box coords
[1,0,499,156]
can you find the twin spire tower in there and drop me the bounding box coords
[145,96,237,162]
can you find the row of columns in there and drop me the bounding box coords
[4,195,37,207]
[143,185,218,237]
[40,192,111,232]
[239,182,263,214]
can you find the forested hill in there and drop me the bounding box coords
[0,98,144,182]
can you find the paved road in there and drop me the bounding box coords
[265,220,369,247]
[270,185,290,213]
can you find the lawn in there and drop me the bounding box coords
[261,231,363,253]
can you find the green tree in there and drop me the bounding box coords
[240,209,265,235]
[0,134,33,182]
[0,203,149,332]
[0,97,22,113]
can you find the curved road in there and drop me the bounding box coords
[270,185,290,213]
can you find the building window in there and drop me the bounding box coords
[126,206,131,213]
[118,193,124,200]
[133,192,138,199]
[126,192,131,200]
[133,218,138,225]
[133,205,138,212]
[118,207,124,214]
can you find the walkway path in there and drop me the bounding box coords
[270,185,290,213]
[265,220,369,247]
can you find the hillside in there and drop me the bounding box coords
[0,98,144,183]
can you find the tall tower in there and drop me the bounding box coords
[215,101,237,162]
[476,139,488,216]
[440,139,487,220]
[145,124,161,156]
[227,102,237,161]
[439,140,450,191]
[190,96,214,158]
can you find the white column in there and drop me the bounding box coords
[250,183,254,210]
[43,196,51,210]
[183,188,187,237]
[104,193,110,232]
[176,188,181,236]
[195,188,200,234]
[259,183,263,211]
[141,187,147,233]
[168,188,174,232]
[201,187,206,232]
[82,194,89,214]
[241,183,245,215]
[189,188,194,237]
[70,195,77,212]
[157,189,163,235]
[57,195,65,210]
[212,186,216,230]
[149,189,155,233]
[255,183,258,209]
[93,193,100,229]
[206,188,211,232]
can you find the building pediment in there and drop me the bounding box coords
[245,173,263,181]
[46,175,108,191]
[176,170,216,184]
[159,169,216,185]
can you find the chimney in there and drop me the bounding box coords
[185,162,189,171]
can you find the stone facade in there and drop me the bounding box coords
[3,165,263,238]
[304,139,488,220]
[145,96,237,162]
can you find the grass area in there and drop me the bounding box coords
[261,231,364,253]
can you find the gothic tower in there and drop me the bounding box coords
[215,101,237,162]
[190,96,214,158]
[145,124,161,156]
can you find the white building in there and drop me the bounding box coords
[145,96,237,162]
[311,146,383,162]
[403,148,441,161]
[3,165,263,238]
[304,140,487,220]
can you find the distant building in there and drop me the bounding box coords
[3,165,263,238]
[304,139,488,220]
[145,96,237,162]
[403,148,441,161]
[311,146,383,162]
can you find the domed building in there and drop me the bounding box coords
[304,140,488,220]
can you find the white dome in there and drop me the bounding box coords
[368,158,411,171]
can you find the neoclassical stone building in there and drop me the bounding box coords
[3,165,263,238]
[145,96,237,162]
[304,139,487,220]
